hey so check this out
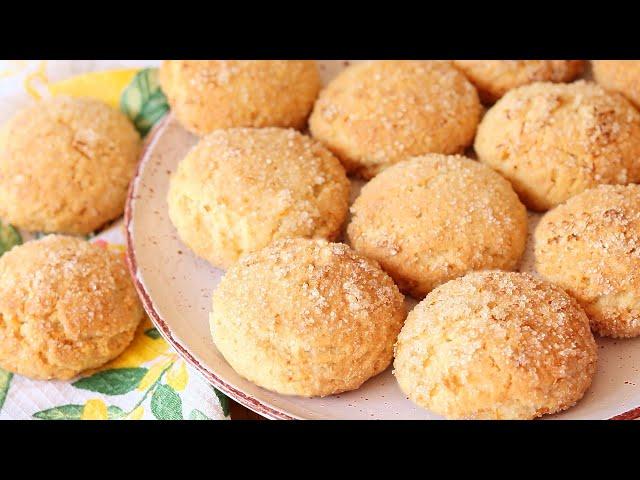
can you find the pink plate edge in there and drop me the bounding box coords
[123,113,640,422]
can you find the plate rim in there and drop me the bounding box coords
[124,113,640,422]
[124,114,295,420]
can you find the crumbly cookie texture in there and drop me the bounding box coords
[0,235,144,380]
[535,184,640,338]
[347,154,527,298]
[453,60,585,103]
[394,271,597,420]
[210,238,406,397]
[309,60,481,179]
[475,81,640,211]
[592,60,640,109]
[0,95,141,234]
[160,60,321,135]
[167,128,350,269]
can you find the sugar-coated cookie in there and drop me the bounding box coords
[592,60,640,109]
[0,235,144,380]
[167,128,350,269]
[309,60,481,179]
[160,60,321,135]
[535,184,640,338]
[453,60,584,103]
[347,154,527,298]
[0,96,141,234]
[394,271,597,419]
[475,81,640,211]
[210,239,406,397]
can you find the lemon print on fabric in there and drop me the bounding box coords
[48,69,138,109]
[106,317,170,369]
[65,319,169,395]
[137,358,174,392]
[81,399,109,420]
[127,406,144,420]
[166,361,188,391]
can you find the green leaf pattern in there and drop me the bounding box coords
[120,68,169,136]
[151,384,183,420]
[214,387,230,417]
[107,406,126,419]
[0,221,22,257]
[28,359,226,420]
[188,409,210,420]
[33,404,84,420]
[0,369,13,410]
[72,368,148,395]
[144,328,162,340]
[32,404,125,420]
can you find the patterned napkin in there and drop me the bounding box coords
[0,60,229,420]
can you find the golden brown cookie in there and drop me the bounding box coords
[475,81,640,211]
[160,60,321,135]
[167,128,350,269]
[0,96,141,235]
[394,271,597,419]
[0,235,144,380]
[309,60,481,179]
[347,154,527,298]
[453,60,585,103]
[592,60,640,109]
[535,184,640,338]
[210,238,406,397]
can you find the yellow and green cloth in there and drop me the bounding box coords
[0,60,228,420]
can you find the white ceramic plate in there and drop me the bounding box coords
[125,61,640,419]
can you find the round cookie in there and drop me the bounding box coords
[309,60,481,179]
[592,60,640,109]
[159,60,321,135]
[210,238,406,397]
[347,154,527,298]
[0,96,141,234]
[0,235,144,380]
[453,60,585,103]
[167,128,350,269]
[535,184,640,338]
[475,81,640,211]
[394,271,597,420]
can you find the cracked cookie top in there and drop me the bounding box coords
[535,184,640,338]
[474,81,640,211]
[0,95,141,234]
[167,128,350,269]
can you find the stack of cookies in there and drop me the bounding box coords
[0,96,145,379]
